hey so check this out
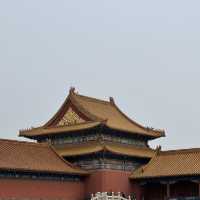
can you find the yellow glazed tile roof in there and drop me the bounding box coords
[19,121,101,137]
[130,148,200,179]
[20,88,165,139]
[0,139,87,175]
[71,92,164,137]
[56,141,155,158]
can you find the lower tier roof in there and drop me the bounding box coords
[55,141,155,158]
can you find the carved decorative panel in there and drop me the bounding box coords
[57,107,85,126]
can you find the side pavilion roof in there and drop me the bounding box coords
[19,88,165,139]
[0,139,87,176]
[130,148,200,180]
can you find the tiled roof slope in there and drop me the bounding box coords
[19,88,165,139]
[130,148,200,179]
[70,92,164,138]
[20,121,101,137]
[56,141,155,158]
[0,139,86,175]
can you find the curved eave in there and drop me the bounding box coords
[19,121,102,139]
[71,92,165,139]
[130,173,200,180]
[106,125,165,139]
[109,102,165,139]
[57,142,155,159]
[19,122,164,140]
[105,146,154,159]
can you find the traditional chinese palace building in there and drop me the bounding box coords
[1,88,200,200]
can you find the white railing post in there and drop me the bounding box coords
[102,192,105,200]
[112,192,114,200]
[117,192,120,200]
[105,192,108,200]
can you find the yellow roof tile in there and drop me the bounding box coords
[56,141,155,158]
[19,121,101,137]
[20,88,165,139]
[0,139,87,175]
[130,148,200,179]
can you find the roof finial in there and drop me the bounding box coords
[109,97,115,105]
[69,87,75,94]
[156,145,161,155]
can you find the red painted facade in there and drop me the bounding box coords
[0,179,84,200]
[84,169,141,199]
[0,170,144,200]
[1,173,199,200]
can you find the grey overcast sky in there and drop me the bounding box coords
[0,0,200,150]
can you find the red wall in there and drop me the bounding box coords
[0,171,143,200]
[0,179,84,200]
[84,170,142,199]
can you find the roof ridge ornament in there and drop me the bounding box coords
[109,97,115,105]
[69,87,76,94]
[156,145,161,155]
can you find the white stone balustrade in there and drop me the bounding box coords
[91,192,131,200]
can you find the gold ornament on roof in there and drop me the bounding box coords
[57,107,85,126]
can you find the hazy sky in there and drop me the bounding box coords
[1,0,200,150]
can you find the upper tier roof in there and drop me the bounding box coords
[130,148,200,179]
[19,88,165,139]
[0,139,86,176]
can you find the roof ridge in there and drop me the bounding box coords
[74,91,164,137]
[0,138,48,147]
[43,93,71,128]
[130,150,158,179]
[43,90,102,128]
[111,102,165,136]
[161,148,200,155]
[70,93,106,121]
[73,92,111,105]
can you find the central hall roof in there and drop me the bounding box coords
[130,148,200,179]
[0,139,87,176]
[19,88,165,139]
